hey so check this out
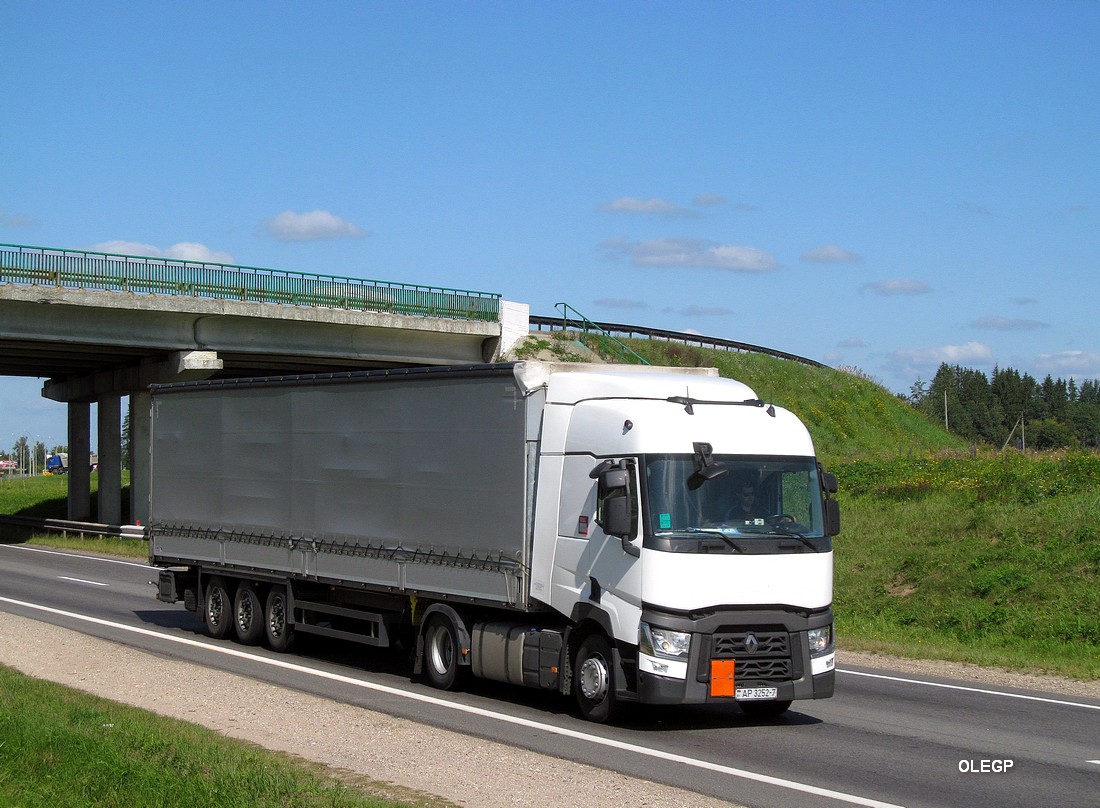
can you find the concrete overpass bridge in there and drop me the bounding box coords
[1,243,527,525]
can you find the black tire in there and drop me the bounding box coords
[203,576,234,639]
[737,699,792,719]
[233,582,265,645]
[423,615,463,690]
[264,585,295,652]
[573,633,618,723]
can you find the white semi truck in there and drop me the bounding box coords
[151,361,839,722]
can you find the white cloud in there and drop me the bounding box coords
[838,337,866,348]
[88,240,234,264]
[599,196,696,218]
[602,237,776,272]
[1033,350,1100,377]
[891,341,994,367]
[801,245,862,263]
[264,210,366,242]
[862,279,932,296]
[971,316,1049,331]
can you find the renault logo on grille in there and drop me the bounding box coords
[744,633,760,654]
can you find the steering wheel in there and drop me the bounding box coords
[765,513,796,525]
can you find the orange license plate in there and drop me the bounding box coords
[710,659,736,697]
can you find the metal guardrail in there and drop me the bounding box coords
[0,243,501,323]
[0,514,146,540]
[530,314,827,368]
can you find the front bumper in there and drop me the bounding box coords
[635,606,835,705]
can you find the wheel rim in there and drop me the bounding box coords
[429,625,454,675]
[579,652,610,702]
[269,595,286,638]
[237,594,254,633]
[208,588,224,626]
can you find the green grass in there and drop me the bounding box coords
[0,473,72,517]
[0,665,420,808]
[833,452,1100,678]
[0,474,147,557]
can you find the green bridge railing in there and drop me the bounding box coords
[552,302,650,365]
[0,243,501,323]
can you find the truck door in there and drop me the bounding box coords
[550,455,642,644]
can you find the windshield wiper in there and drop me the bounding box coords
[764,525,820,551]
[674,527,747,553]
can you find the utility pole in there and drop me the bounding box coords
[944,390,949,431]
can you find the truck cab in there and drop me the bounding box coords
[527,365,837,720]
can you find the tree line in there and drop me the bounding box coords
[907,364,1100,450]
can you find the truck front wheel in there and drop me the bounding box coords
[574,633,619,723]
[264,585,295,652]
[424,615,465,690]
[204,576,234,640]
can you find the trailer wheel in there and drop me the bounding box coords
[203,576,234,640]
[424,615,465,690]
[574,633,618,723]
[264,585,295,652]
[233,582,265,645]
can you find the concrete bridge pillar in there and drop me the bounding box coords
[97,394,122,525]
[66,403,91,521]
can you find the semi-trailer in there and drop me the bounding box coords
[151,361,839,722]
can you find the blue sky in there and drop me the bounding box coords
[3,1,1098,449]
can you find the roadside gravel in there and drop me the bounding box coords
[2,614,1097,807]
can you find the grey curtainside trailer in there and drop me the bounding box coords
[151,364,536,609]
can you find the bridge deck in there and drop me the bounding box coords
[1,243,500,322]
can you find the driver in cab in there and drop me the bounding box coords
[724,481,762,524]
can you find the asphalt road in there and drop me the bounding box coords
[1,543,1097,808]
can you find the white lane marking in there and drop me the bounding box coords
[0,595,903,808]
[0,543,150,569]
[1088,760,1100,765]
[839,668,1100,711]
[58,576,109,587]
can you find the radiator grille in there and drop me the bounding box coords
[711,631,792,682]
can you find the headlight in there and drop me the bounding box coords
[639,623,691,659]
[808,625,833,656]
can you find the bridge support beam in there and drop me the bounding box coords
[97,394,122,525]
[67,403,91,521]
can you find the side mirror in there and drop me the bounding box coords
[595,461,636,545]
[602,494,633,539]
[600,467,629,491]
[824,498,841,536]
[821,471,838,494]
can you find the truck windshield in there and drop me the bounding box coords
[643,454,827,552]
